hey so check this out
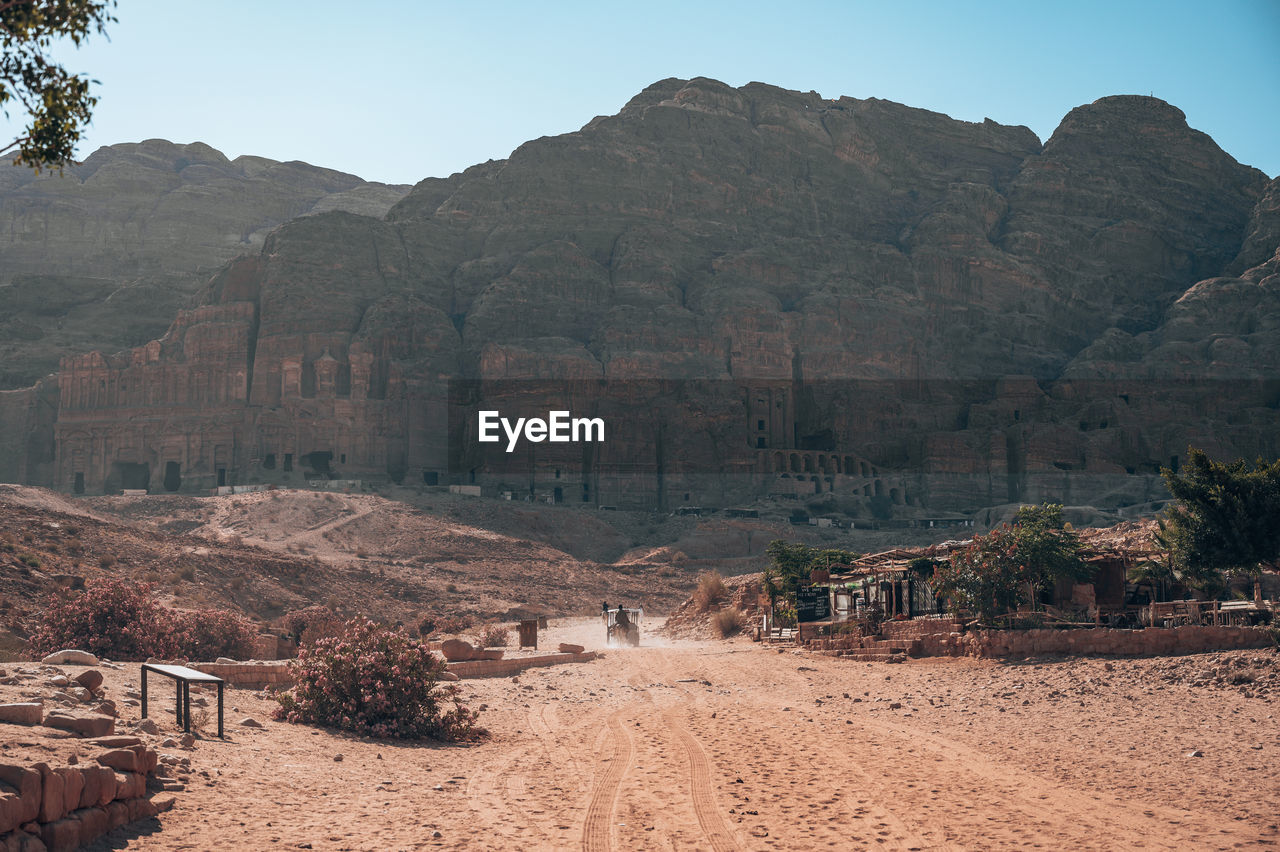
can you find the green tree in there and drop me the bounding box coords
[1,0,115,171]
[1157,448,1280,593]
[762,540,859,606]
[932,503,1089,623]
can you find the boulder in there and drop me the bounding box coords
[439,639,476,662]
[557,643,585,655]
[475,649,505,661]
[0,703,43,726]
[41,651,98,666]
[0,765,42,825]
[73,670,104,692]
[33,763,64,823]
[39,814,81,852]
[53,768,82,821]
[42,711,114,738]
[94,750,139,773]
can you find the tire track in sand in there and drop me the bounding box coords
[581,710,634,852]
[663,710,738,852]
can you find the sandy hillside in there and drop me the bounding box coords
[0,486,698,653]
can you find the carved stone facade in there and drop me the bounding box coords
[52,299,412,495]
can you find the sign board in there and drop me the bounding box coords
[795,585,830,622]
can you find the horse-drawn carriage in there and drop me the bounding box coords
[604,607,642,646]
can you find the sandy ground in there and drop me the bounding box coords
[7,621,1252,851]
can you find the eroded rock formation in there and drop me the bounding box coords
[4,80,1277,514]
[0,140,410,389]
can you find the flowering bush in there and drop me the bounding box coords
[30,577,261,661]
[932,505,1088,624]
[170,608,257,660]
[272,617,485,741]
[477,623,509,648]
[29,577,177,660]
[282,605,346,646]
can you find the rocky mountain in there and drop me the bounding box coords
[0,140,410,388]
[1,79,1276,517]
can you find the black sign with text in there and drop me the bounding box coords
[796,585,830,623]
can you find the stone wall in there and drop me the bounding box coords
[190,662,293,688]
[806,622,1273,660]
[953,625,1273,658]
[880,618,965,639]
[445,651,598,679]
[0,739,172,852]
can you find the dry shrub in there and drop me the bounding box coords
[432,614,473,636]
[478,623,509,648]
[712,607,744,638]
[693,571,727,612]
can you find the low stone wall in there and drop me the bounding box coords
[191,662,293,688]
[807,622,1273,660]
[189,650,600,687]
[0,739,172,851]
[446,651,598,679]
[880,618,964,639]
[250,634,297,661]
[949,625,1273,658]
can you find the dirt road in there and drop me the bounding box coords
[86,621,1279,851]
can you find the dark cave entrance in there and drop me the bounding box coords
[112,462,150,491]
[302,451,333,477]
[163,461,182,492]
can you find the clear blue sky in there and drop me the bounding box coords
[4,0,1278,185]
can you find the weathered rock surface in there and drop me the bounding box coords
[439,639,477,662]
[72,671,103,693]
[0,140,410,389]
[0,704,43,726]
[39,651,96,667]
[41,711,113,738]
[2,80,1276,514]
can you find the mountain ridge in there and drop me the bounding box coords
[1,78,1276,516]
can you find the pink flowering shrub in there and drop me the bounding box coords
[282,605,346,646]
[30,577,176,660]
[272,617,486,741]
[30,577,261,661]
[170,608,257,660]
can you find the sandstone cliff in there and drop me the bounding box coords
[0,140,410,388]
[4,80,1276,515]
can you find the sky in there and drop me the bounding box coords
[3,0,1278,185]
